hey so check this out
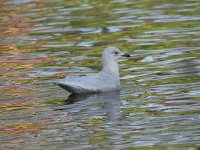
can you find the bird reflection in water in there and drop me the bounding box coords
[64,91,122,123]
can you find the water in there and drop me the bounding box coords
[0,0,200,149]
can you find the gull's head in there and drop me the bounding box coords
[102,46,130,61]
[102,46,131,77]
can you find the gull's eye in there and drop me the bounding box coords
[114,51,119,55]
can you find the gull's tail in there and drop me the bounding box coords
[53,82,74,93]
[53,82,92,94]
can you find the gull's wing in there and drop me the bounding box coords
[54,72,120,94]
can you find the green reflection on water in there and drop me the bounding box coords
[0,0,200,149]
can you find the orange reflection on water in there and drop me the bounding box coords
[0,54,53,70]
[0,98,31,108]
[0,1,35,37]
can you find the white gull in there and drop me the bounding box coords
[54,46,130,94]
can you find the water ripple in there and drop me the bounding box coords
[1,0,200,149]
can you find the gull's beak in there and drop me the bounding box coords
[121,52,131,57]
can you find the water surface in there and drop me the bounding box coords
[0,0,200,149]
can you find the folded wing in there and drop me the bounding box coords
[54,72,120,94]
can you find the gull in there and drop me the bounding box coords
[54,46,130,94]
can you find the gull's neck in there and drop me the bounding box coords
[102,58,120,79]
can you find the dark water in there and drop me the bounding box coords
[0,0,200,149]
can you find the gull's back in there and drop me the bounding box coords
[55,71,120,94]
